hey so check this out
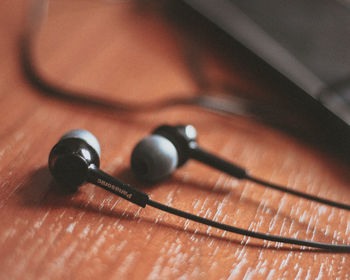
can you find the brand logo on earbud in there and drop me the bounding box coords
[97,178,133,199]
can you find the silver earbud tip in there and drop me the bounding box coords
[131,135,178,183]
[60,129,101,157]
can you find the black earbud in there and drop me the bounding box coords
[131,124,247,183]
[49,129,101,190]
[131,125,195,182]
[47,129,350,251]
[49,129,149,206]
[131,124,350,211]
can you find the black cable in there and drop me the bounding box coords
[19,32,202,113]
[246,175,350,211]
[19,0,267,120]
[18,0,196,113]
[147,199,350,251]
[190,146,350,211]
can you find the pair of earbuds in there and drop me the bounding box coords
[49,124,350,251]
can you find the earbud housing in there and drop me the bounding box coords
[49,130,100,190]
[131,124,198,183]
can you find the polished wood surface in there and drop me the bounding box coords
[1,1,349,279]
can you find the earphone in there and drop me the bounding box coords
[131,124,350,210]
[49,129,350,251]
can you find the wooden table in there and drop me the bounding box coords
[1,1,349,279]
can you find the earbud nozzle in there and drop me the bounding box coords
[60,129,101,157]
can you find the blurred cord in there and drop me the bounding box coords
[19,0,259,118]
[21,0,344,151]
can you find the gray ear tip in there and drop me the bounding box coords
[131,135,178,183]
[60,129,101,157]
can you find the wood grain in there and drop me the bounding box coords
[0,1,349,279]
